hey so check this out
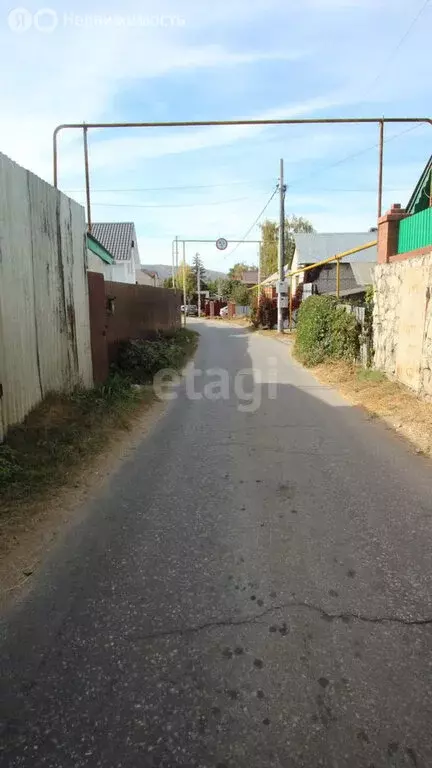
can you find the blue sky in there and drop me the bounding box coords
[1,0,431,271]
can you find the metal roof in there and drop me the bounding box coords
[405,154,432,214]
[86,233,115,265]
[241,270,259,284]
[350,262,373,286]
[293,232,377,264]
[328,286,368,298]
[91,222,136,262]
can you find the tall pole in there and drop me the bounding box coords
[257,243,261,306]
[277,158,285,332]
[336,258,341,299]
[378,120,384,220]
[172,240,175,287]
[182,241,187,327]
[175,236,179,288]
[196,253,201,317]
[83,125,92,232]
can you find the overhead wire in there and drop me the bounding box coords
[367,0,431,93]
[223,186,279,259]
[64,180,269,193]
[288,123,425,189]
[89,197,254,209]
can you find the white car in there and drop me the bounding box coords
[219,306,229,317]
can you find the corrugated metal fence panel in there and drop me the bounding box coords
[397,207,432,254]
[0,152,92,439]
[339,304,366,325]
[0,154,41,439]
[235,305,251,317]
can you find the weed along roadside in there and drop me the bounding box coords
[294,296,432,458]
[0,328,199,579]
[251,295,432,459]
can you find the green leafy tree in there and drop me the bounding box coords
[218,279,251,305]
[260,215,314,278]
[165,265,196,299]
[230,283,251,306]
[207,279,220,296]
[218,278,234,300]
[228,262,256,280]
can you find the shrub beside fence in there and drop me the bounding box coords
[294,295,362,366]
[88,272,181,384]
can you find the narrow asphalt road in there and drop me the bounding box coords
[1,321,432,768]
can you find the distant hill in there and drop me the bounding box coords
[141,264,227,282]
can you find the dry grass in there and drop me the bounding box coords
[256,329,296,343]
[313,361,432,457]
[0,330,199,560]
[0,380,154,557]
[216,316,252,327]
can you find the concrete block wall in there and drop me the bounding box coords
[373,251,432,398]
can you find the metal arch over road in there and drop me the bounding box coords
[53,117,432,232]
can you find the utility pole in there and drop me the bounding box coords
[277,158,286,333]
[196,253,201,317]
[171,239,174,286]
[174,236,179,288]
[182,241,187,326]
[257,243,261,306]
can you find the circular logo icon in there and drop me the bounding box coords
[8,7,33,32]
[216,237,228,251]
[33,7,58,33]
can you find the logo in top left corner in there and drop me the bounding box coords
[8,7,59,33]
[8,7,33,32]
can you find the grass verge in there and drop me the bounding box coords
[311,360,432,458]
[0,328,199,556]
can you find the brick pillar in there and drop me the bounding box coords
[377,204,408,264]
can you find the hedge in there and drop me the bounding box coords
[294,295,360,366]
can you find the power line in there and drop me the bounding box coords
[64,180,271,193]
[368,0,431,92]
[224,186,279,259]
[289,123,424,188]
[289,186,412,193]
[89,196,255,209]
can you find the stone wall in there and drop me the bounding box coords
[373,251,432,398]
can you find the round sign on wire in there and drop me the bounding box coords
[216,238,228,251]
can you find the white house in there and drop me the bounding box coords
[136,268,161,287]
[86,232,115,280]
[91,222,141,284]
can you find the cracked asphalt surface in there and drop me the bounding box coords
[1,320,432,767]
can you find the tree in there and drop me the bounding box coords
[165,265,196,299]
[260,215,314,278]
[230,283,251,306]
[217,278,251,305]
[191,253,207,288]
[218,278,235,301]
[207,279,220,296]
[260,221,278,280]
[228,262,256,280]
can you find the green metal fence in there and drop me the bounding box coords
[397,206,432,254]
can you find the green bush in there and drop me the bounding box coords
[116,329,198,383]
[295,295,360,366]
